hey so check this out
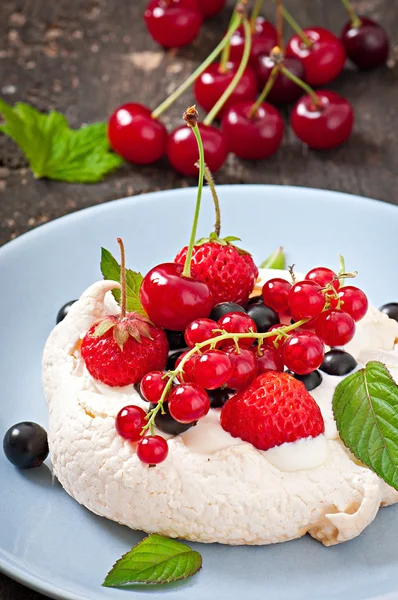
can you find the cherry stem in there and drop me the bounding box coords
[280,64,321,108]
[250,0,263,28]
[340,0,362,28]
[276,3,313,48]
[276,0,284,52]
[151,16,243,119]
[203,163,221,236]
[117,238,127,318]
[219,1,241,72]
[204,16,252,126]
[250,64,280,118]
[339,254,346,288]
[182,107,205,278]
[141,318,307,435]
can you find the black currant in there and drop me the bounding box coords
[149,402,194,435]
[56,300,77,324]
[3,422,49,469]
[379,303,398,323]
[210,302,246,321]
[291,370,323,391]
[165,329,187,350]
[246,303,279,333]
[320,349,357,376]
[207,387,231,408]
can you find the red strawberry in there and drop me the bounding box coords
[81,313,168,387]
[174,239,258,306]
[221,371,324,451]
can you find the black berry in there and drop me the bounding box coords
[207,387,231,408]
[320,349,357,376]
[379,302,398,323]
[291,370,323,392]
[246,295,263,307]
[149,402,195,435]
[246,303,279,333]
[165,329,187,350]
[210,302,246,321]
[167,350,185,371]
[56,300,77,324]
[3,422,49,469]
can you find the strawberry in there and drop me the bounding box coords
[81,313,168,387]
[221,371,324,451]
[174,238,258,306]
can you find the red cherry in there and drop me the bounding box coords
[291,91,354,150]
[221,101,284,160]
[140,262,213,331]
[194,62,257,117]
[262,278,292,313]
[140,371,169,403]
[286,27,346,86]
[196,0,226,19]
[288,280,325,319]
[315,310,356,346]
[167,123,228,177]
[217,311,257,347]
[144,0,202,48]
[194,349,233,389]
[282,331,325,375]
[224,346,257,389]
[335,286,368,322]
[107,103,167,165]
[168,383,210,422]
[137,435,168,465]
[184,318,219,348]
[176,351,198,383]
[305,267,340,291]
[116,405,147,441]
[255,56,305,105]
[229,17,278,64]
[256,345,284,374]
[341,17,389,70]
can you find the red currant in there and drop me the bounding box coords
[168,383,210,422]
[336,286,368,322]
[140,371,169,403]
[107,103,167,165]
[194,62,257,117]
[116,405,147,441]
[221,101,284,160]
[224,346,257,389]
[255,56,305,105]
[175,351,198,383]
[282,331,325,375]
[256,345,284,374]
[184,318,219,348]
[196,0,226,19]
[288,280,325,319]
[262,278,292,313]
[341,17,389,70]
[194,349,232,389]
[137,435,168,465]
[291,91,354,150]
[286,27,346,87]
[229,17,278,64]
[144,0,202,49]
[140,263,213,331]
[262,323,284,349]
[305,267,339,291]
[315,310,356,346]
[218,312,257,347]
[167,123,228,177]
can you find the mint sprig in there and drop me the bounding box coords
[0,98,123,183]
[100,248,145,316]
[260,246,286,269]
[103,534,202,587]
[333,361,398,490]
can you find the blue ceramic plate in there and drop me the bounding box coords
[1,185,398,600]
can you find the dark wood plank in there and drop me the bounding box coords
[0,1,397,598]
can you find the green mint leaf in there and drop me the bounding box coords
[0,98,123,183]
[259,246,286,269]
[333,361,398,490]
[100,248,145,316]
[103,534,202,587]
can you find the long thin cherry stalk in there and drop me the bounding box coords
[250,0,264,28]
[280,64,321,108]
[340,0,361,28]
[220,0,241,72]
[274,2,312,47]
[250,63,280,117]
[276,0,284,51]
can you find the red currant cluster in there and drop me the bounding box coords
[107,0,390,175]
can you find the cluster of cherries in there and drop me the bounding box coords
[107,0,390,176]
[115,264,368,466]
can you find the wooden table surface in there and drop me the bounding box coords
[0,0,397,597]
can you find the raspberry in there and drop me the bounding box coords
[221,371,324,451]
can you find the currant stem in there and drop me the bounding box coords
[203,163,221,236]
[280,65,321,108]
[204,16,252,126]
[276,3,312,47]
[250,0,263,28]
[249,64,280,118]
[151,16,243,119]
[182,107,205,278]
[276,0,284,52]
[339,254,346,288]
[340,0,362,28]
[117,238,127,318]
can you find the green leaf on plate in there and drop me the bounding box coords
[333,361,398,490]
[0,98,123,183]
[259,246,285,269]
[103,534,202,587]
[100,247,145,316]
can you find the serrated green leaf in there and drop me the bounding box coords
[100,247,145,316]
[0,98,123,183]
[333,361,398,490]
[259,246,286,270]
[103,534,202,587]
